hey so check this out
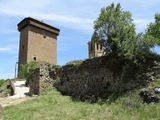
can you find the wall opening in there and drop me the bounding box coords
[43,35,46,38]
[33,56,37,61]
[97,43,99,50]
[100,45,102,50]
[22,45,25,49]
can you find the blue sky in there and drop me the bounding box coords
[0,0,160,79]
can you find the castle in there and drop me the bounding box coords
[17,17,104,75]
[17,17,60,74]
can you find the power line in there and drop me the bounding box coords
[3,65,14,74]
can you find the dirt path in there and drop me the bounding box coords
[0,81,34,107]
[0,97,32,107]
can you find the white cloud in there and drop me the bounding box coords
[1,0,158,33]
[134,18,154,32]
[0,9,93,33]
[0,47,11,51]
[0,44,18,53]
[0,29,17,34]
[0,0,94,33]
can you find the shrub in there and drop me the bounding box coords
[19,61,38,85]
[65,60,83,66]
[0,79,5,87]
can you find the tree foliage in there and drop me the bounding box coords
[145,14,160,47]
[94,3,136,57]
[19,61,38,84]
[0,79,5,87]
[92,3,160,81]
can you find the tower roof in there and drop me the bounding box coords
[17,17,60,35]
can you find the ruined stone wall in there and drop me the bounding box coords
[10,80,16,95]
[29,68,40,95]
[29,63,58,95]
[55,57,140,99]
[29,57,140,98]
[56,57,114,97]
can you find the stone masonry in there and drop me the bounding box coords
[88,41,104,58]
[29,57,141,101]
[29,63,60,95]
[17,17,60,75]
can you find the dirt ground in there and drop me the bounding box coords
[0,96,33,107]
[0,81,34,107]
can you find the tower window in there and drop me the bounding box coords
[100,45,102,50]
[97,43,99,50]
[22,45,25,49]
[33,57,36,61]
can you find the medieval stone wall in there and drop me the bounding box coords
[29,63,58,95]
[56,57,114,97]
[10,80,16,95]
[29,57,141,100]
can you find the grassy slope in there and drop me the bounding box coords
[0,80,11,97]
[3,80,160,120]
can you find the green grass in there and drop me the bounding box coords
[0,80,5,87]
[0,105,3,120]
[0,80,11,97]
[4,88,111,120]
[3,79,160,120]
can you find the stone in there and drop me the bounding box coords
[139,87,160,104]
[154,88,160,94]
[29,56,157,103]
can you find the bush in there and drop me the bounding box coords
[19,61,38,85]
[65,60,83,66]
[0,79,5,87]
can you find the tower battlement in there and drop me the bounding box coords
[18,17,60,35]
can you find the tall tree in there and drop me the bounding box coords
[145,13,160,47]
[93,3,136,59]
[92,3,160,81]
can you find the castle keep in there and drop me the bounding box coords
[17,17,60,73]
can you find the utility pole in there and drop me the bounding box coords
[15,62,18,78]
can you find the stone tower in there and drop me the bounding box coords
[17,17,60,72]
[88,41,104,58]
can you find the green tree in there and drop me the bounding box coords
[93,3,136,58]
[145,13,160,47]
[92,3,160,81]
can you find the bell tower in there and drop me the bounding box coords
[88,41,104,58]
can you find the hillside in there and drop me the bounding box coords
[2,79,160,120]
[0,80,11,98]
